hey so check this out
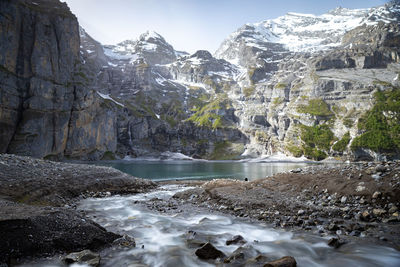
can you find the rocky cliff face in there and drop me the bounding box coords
[0,0,116,160]
[1,0,399,161]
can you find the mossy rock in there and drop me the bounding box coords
[208,141,244,160]
[243,85,256,97]
[101,151,116,160]
[351,88,400,153]
[286,144,303,157]
[274,82,287,89]
[332,132,350,153]
[297,99,333,117]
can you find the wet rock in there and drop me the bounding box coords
[327,223,339,231]
[64,250,100,267]
[340,196,347,204]
[327,237,345,249]
[224,246,258,264]
[246,255,270,265]
[297,209,305,215]
[113,235,136,248]
[226,235,246,245]
[195,242,225,260]
[263,256,297,267]
[291,168,302,173]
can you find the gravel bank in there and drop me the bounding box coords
[0,154,156,265]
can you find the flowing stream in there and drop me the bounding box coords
[69,185,400,267]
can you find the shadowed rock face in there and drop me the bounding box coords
[0,0,116,160]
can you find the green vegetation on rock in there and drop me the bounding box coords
[286,144,303,157]
[208,141,244,160]
[101,151,116,160]
[187,97,226,129]
[332,132,350,152]
[300,124,336,160]
[351,89,400,153]
[297,99,333,117]
[243,85,256,97]
[274,82,287,89]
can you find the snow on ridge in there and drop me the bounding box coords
[97,92,124,107]
[216,3,398,59]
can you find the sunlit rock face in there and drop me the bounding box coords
[1,0,399,160]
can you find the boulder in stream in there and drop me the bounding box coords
[263,256,297,267]
[195,242,225,260]
[63,250,100,266]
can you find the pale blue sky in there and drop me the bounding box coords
[63,0,388,54]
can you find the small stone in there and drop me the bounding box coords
[64,250,100,267]
[113,235,136,248]
[372,191,382,199]
[359,198,366,204]
[328,223,339,231]
[291,168,302,173]
[327,237,345,249]
[371,174,381,180]
[264,256,297,267]
[356,185,366,192]
[195,242,225,260]
[341,206,350,212]
[372,209,386,216]
[375,164,386,173]
[340,196,347,204]
[361,210,370,221]
[226,235,246,246]
[388,206,398,213]
[297,209,305,215]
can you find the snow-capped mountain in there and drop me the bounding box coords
[215,2,400,66]
[103,30,183,65]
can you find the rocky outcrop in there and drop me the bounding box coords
[0,0,117,160]
[0,153,156,264]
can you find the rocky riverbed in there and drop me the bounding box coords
[1,154,400,266]
[0,154,156,265]
[155,161,400,250]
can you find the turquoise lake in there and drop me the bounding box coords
[92,160,316,181]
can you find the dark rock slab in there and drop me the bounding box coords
[0,200,119,264]
[263,256,297,267]
[195,242,225,260]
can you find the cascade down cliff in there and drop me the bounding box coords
[1,0,400,161]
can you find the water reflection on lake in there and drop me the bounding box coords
[92,160,318,181]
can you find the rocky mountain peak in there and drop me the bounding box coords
[103,31,177,65]
[138,30,166,43]
[191,50,213,60]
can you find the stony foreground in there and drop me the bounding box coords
[157,161,400,249]
[0,154,156,265]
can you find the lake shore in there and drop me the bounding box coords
[0,154,156,265]
[0,153,399,265]
[157,161,400,250]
